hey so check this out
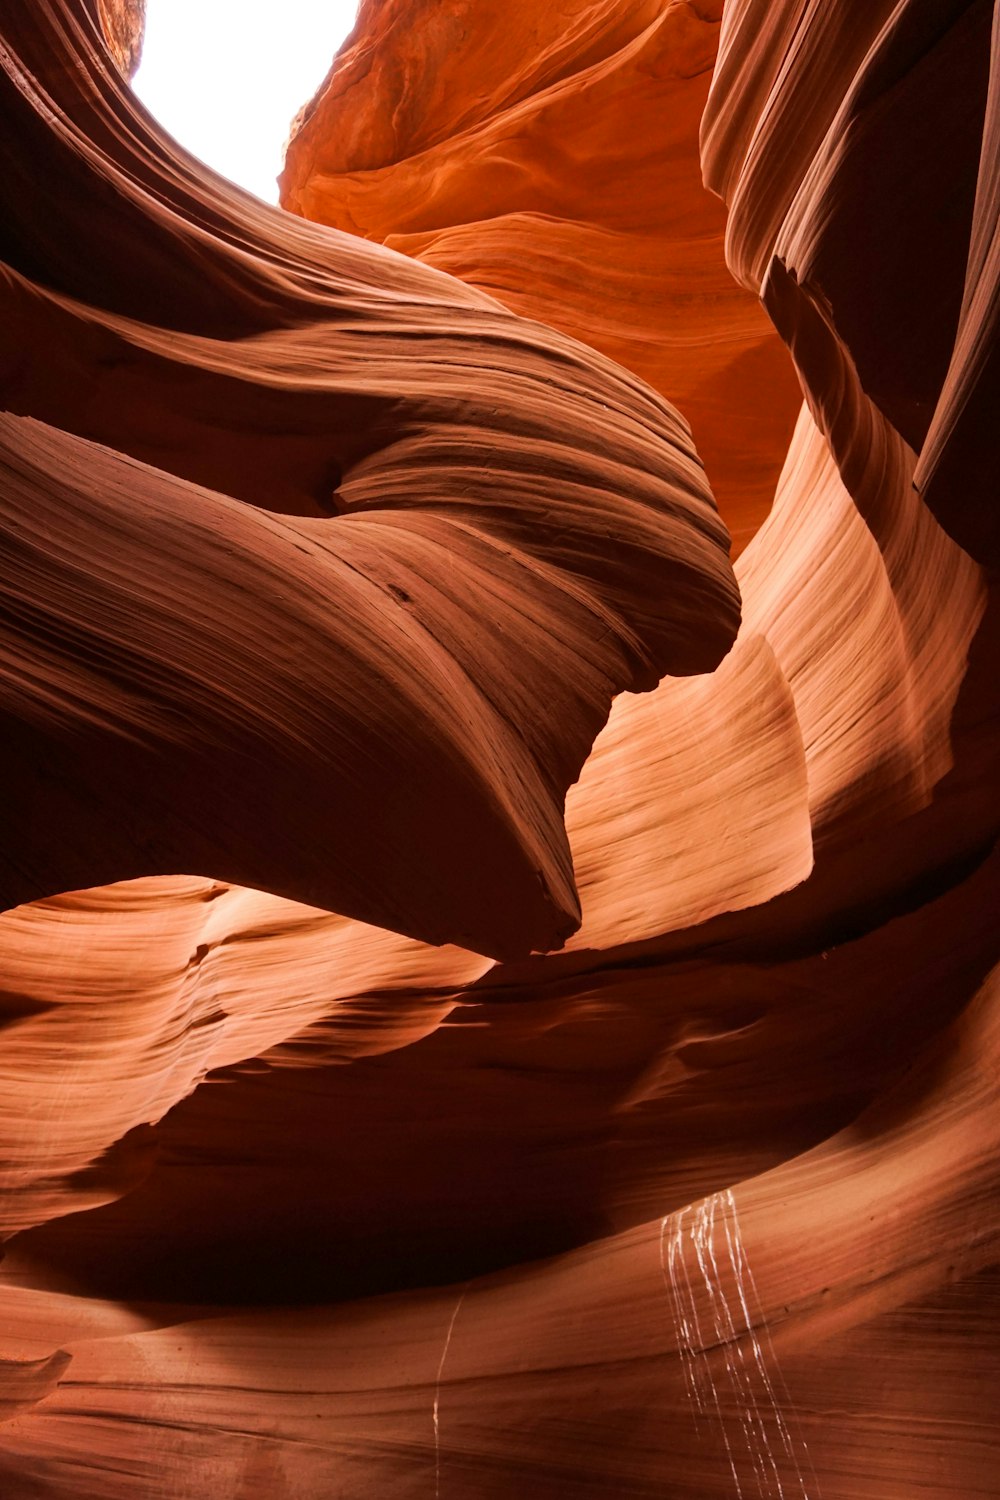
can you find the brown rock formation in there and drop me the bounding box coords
[95,0,144,76]
[281,0,804,555]
[1,0,998,1497]
[0,0,739,960]
[702,0,1000,567]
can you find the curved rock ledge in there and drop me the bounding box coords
[0,0,739,958]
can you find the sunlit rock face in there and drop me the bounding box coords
[0,1,998,1497]
[95,0,145,75]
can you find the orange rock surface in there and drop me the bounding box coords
[280,0,804,556]
[1,0,998,1496]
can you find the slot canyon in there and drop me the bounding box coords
[1,0,998,1494]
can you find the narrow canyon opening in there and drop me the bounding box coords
[132,0,359,202]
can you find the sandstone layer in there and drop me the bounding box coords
[1,1,998,1497]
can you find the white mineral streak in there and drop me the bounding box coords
[433,1288,467,1499]
[661,1205,744,1496]
[725,1189,822,1499]
[659,1191,818,1497]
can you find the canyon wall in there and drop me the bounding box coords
[1,0,998,1495]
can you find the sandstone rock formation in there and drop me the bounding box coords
[96,0,145,74]
[1,0,998,1496]
[280,0,804,555]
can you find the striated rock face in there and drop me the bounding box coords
[702,0,1000,572]
[280,0,804,556]
[1,1,998,1497]
[0,0,740,961]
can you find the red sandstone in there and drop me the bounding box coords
[0,1,998,1495]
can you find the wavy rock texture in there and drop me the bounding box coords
[0,0,740,959]
[280,0,804,556]
[1,0,998,1497]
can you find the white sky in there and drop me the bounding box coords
[133,0,360,203]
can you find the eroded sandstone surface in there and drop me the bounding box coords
[1,1,998,1496]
